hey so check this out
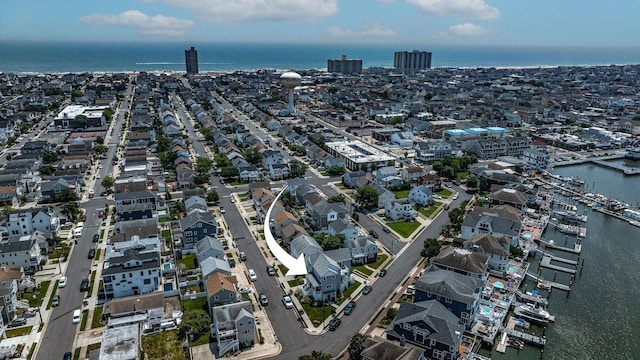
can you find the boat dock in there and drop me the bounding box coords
[540,255,577,274]
[526,272,571,291]
[515,290,549,308]
[539,238,582,254]
[496,317,546,353]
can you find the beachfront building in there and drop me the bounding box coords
[325,140,395,171]
[327,54,362,74]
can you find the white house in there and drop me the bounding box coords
[384,199,417,221]
[102,250,161,299]
[408,185,433,207]
[4,207,59,238]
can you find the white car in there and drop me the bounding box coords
[59,276,68,288]
[282,295,294,309]
[248,269,257,282]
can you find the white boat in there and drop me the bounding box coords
[556,223,579,235]
[514,304,551,324]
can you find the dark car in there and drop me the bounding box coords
[266,265,276,276]
[379,269,387,277]
[92,234,100,242]
[88,248,96,259]
[370,230,379,239]
[343,301,356,316]
[362,285,372,295]
[63,352,72,360]
[328,318,341,331]
[8,317,27,328]
[80,278,89,292]
[383,227,391,233]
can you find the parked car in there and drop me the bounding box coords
[63,352,72,360]
[72,309,81,324]
[88,248,96,259]
[52,295,60,307]
[59,276,68,288]
[80,278,89,292]
[239,287,252,294]
[383,227,391,233]
[343,301,356,316]
[379,269,387,277]
[239,251,246,261]
[98,211,105,218]
[266,265,276,276]
[259,293,268,306]
[362,285,372,295]
[22,310,36,318]
[8,317,26,328]
[248,269,257,282]
[328,318,341,331]
[370,230,379,239]
[282,295,293,309]
[92,234,100,242]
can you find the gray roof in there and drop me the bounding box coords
[415,264,484,305]
[102,250,160,276]
[431,246,488,275]
[325,247,352,265]
[212,300,253,323]
[99,324,139,360]
[195,236,224,259]
[0,237,36,252]
[114,190,157,202]
[387,300,463,347]
[463,234,509,257]
[290,235,322,258]
[306,252,339,277]
[199,257,231,279]
[328,218,351,234]
[462,209,521,238]
[180,210,216,230]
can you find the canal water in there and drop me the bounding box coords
[490,162,640,360]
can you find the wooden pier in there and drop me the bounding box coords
[540,256,577,274]
[526,273,571,291]
[515,290,549,308]
[539,239,582,254]
[500,327,546,347]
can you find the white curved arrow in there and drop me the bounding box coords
[264,185,307,276]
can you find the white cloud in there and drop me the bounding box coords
[407,0,500,20]
[437,23,496,37]
[162,0,338,23]
[328,22,397,38]
[80,10,194,36]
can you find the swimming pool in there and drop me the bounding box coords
[479,305,492,315]
[522,232,532,239]
[508,265,515,273]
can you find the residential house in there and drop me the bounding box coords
[386,300,464,360]
[344,236,378,265]
[414,264,484,328]
[308,200,348,230]
[101,292,165,333]
[200,257,232,279]
[342,171,367,189]
[463,234,510,276]
[401,165,425,183]
[414,140,452,163]
[113,191,157,211]
[269,163,290,180]
[4,207,59,239]
[180,210,218,248]
[185,196,208,214]
[39,178,78,202]
[195,236,226,264]
[211,301,256,357]
[408,185,433,207]
[390,132,416,148]
[327,218,358,241]
[205,272,240,308]
[238,164,260,182]
[115,203,154,222]
[373,166,398,186]
[460,205,523,246]
[0,265,23,324]
[261,150,285,169]
[385,199,417,221]
[273,210,297,238]
[487,188,528,210]
[281,223,309,247]
[302,252,350,302]
[101,250,161,299]
[176,163,195,189]
[289,235,323,259]
[430,246,489,281]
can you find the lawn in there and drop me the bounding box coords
[455,171,469,182]
[47,244,71,260]
[387,220,421,238]
[287,279,299,288]
[417,202,441,218]
[238,193,249,202]
[141,330,184,360]
[181,297,208,312]
[192,333,210,346]
[91,306,104,329]
[80,310,89,331]
[86,342,101,355]
[5,326,32,338]
[368,254,388,270]
[436,188,453,197]
[177,253,197,270]
[28,280,51,307]
[94,249,101,260]
[393,189,410,199]
[278,264,289,276]
[301,303,334,324]
[338,280,362,305]
[161,229,171,239]
[352,265,373,276]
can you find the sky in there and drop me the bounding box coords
[1,0,639,47]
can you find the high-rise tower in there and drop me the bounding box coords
[394,50,432,71]
[185,46,199,74]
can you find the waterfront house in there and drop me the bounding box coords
[414,264,485,328]
[430,246,489,281]
[460,205,523,247]
[463,234,510,276]
[386,300,464,360]
[487,188,528,210]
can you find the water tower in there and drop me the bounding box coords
[280,71,302,115]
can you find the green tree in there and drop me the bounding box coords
[466,174,478,189]
[289,160,308,178]
[194,157,213,174]
[38,165,55,176]
[348,333,368,360]
[206,190,219,204]
[298,350,332,360]
[242,148,263,165]
[100,176,115,189]
[52,188,78,203]
[200,127,214,143]
[156,135,171,152]
[355,186,378,209]
[61,201,80,220]
[423,237,442,258]
[327,194,345,203]
[280,192,298,208]
[326,166,346,176]
[313,233,345,251]
[42,150,59,164]
[71,114,88,129]
[194,173,209,185]
[102,108,115,123]
[214,153,230,168]
[179,309,211,337]
[220,166,239,179]
[289,144,306,156]
[93,144,108,155]
[95,136,104,145]
[442,166,455,180]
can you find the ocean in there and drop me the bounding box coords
[2,41,640,73]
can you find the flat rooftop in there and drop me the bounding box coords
[326,140,396,163]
